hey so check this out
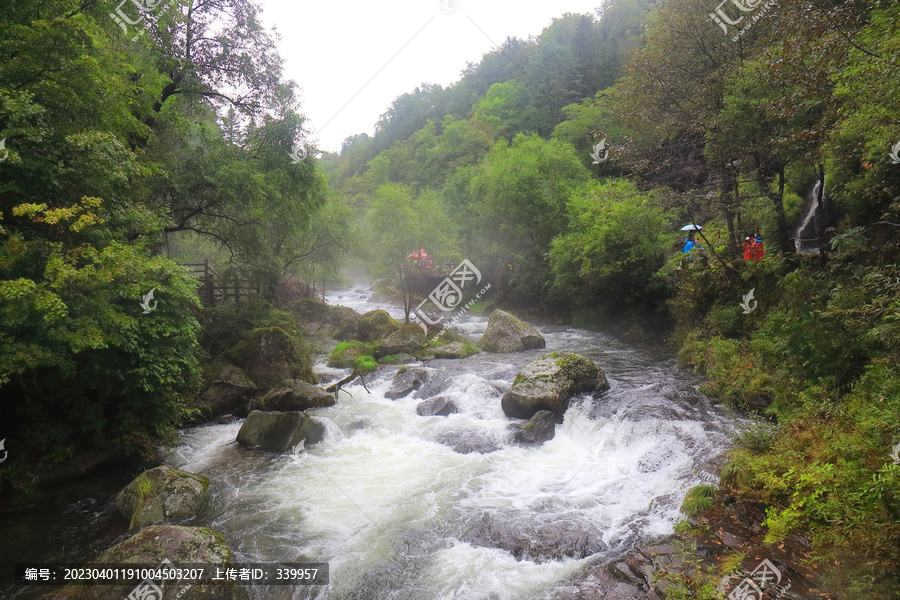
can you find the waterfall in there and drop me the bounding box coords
[794,180,822,253]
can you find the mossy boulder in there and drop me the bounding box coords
[327,341,374,368]
[236,410,325,453]
[226,327,315,388]
[507,410,556,445]
[71,525,233,600]
[432,341,479,359]
[375,324,427,358]
[291,298,361,339]
[478,310,546,353]
[331,305,362,340]
[198,364,257,417]
[114,466,210,530]
[501,351,609,419]
[290,297,333,327]
[255,379,335,411]
[357,309,399,342]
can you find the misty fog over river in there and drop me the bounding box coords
[4,287,741,600]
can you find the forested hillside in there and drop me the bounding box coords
[330,0,900,596]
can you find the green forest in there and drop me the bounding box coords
[2,0,899,596]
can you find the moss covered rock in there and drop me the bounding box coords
[375,324,426,358]
[291,298,361,339]
[226,327,315,388]
[478,310,546,353]
[327,341,373,368]
[114,466,210,530]
[236,410,325,453]
[73,525,233,600]
[507,410,556,445]
[255,379,335,411]
[501,351,609,419]
[199,364,257,417]
[357,309,399,342]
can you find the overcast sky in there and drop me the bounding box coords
[255,0,605,153]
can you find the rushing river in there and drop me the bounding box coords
[3,288,739,600]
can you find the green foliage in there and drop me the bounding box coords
[354,355,377,375]
[328,341,375,369]
[680,485,716,518]
[0,200,201,472]
[364,184,459,319]
[549,178,673,313]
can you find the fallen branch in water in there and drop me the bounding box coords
[325,368,371,400]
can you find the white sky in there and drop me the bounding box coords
[256,0,605,153]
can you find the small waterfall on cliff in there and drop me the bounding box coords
[794,181,822,253]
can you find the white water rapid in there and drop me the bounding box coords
[161,288,738,600]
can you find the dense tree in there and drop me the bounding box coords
[365,184,458,321]
[468,134,591,299]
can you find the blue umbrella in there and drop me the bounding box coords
[680,224,704,231]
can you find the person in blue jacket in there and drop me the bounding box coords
[682,233,697,253]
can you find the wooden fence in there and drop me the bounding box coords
[180,261,261,307]
[180,261,320,307]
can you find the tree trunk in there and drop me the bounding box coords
[771,169,791,254]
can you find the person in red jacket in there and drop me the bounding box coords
[750,232,764,261]
[743,236,753,260]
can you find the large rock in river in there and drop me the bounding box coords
[375,324,426,358]
[70,525,233,600]
[501,351,609,420]
[385,367,449,400]
[226,327,315,388]
[416,396,459,417]
[255,379,335,411]
[357,309,399,342]
[478,310,545,353]
[236,410,325,453]
[199,364,257,417]
[507,410,556,445]
[114,466,210,529]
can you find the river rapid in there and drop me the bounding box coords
[4,288,740,600]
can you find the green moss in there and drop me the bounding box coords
[355,355,377,375]
[328,340,375,368]
[460,341,479,357]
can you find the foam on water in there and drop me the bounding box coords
[163,288,737,599]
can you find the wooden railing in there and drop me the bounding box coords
[180,260,261,307]
[180,261,319,307]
